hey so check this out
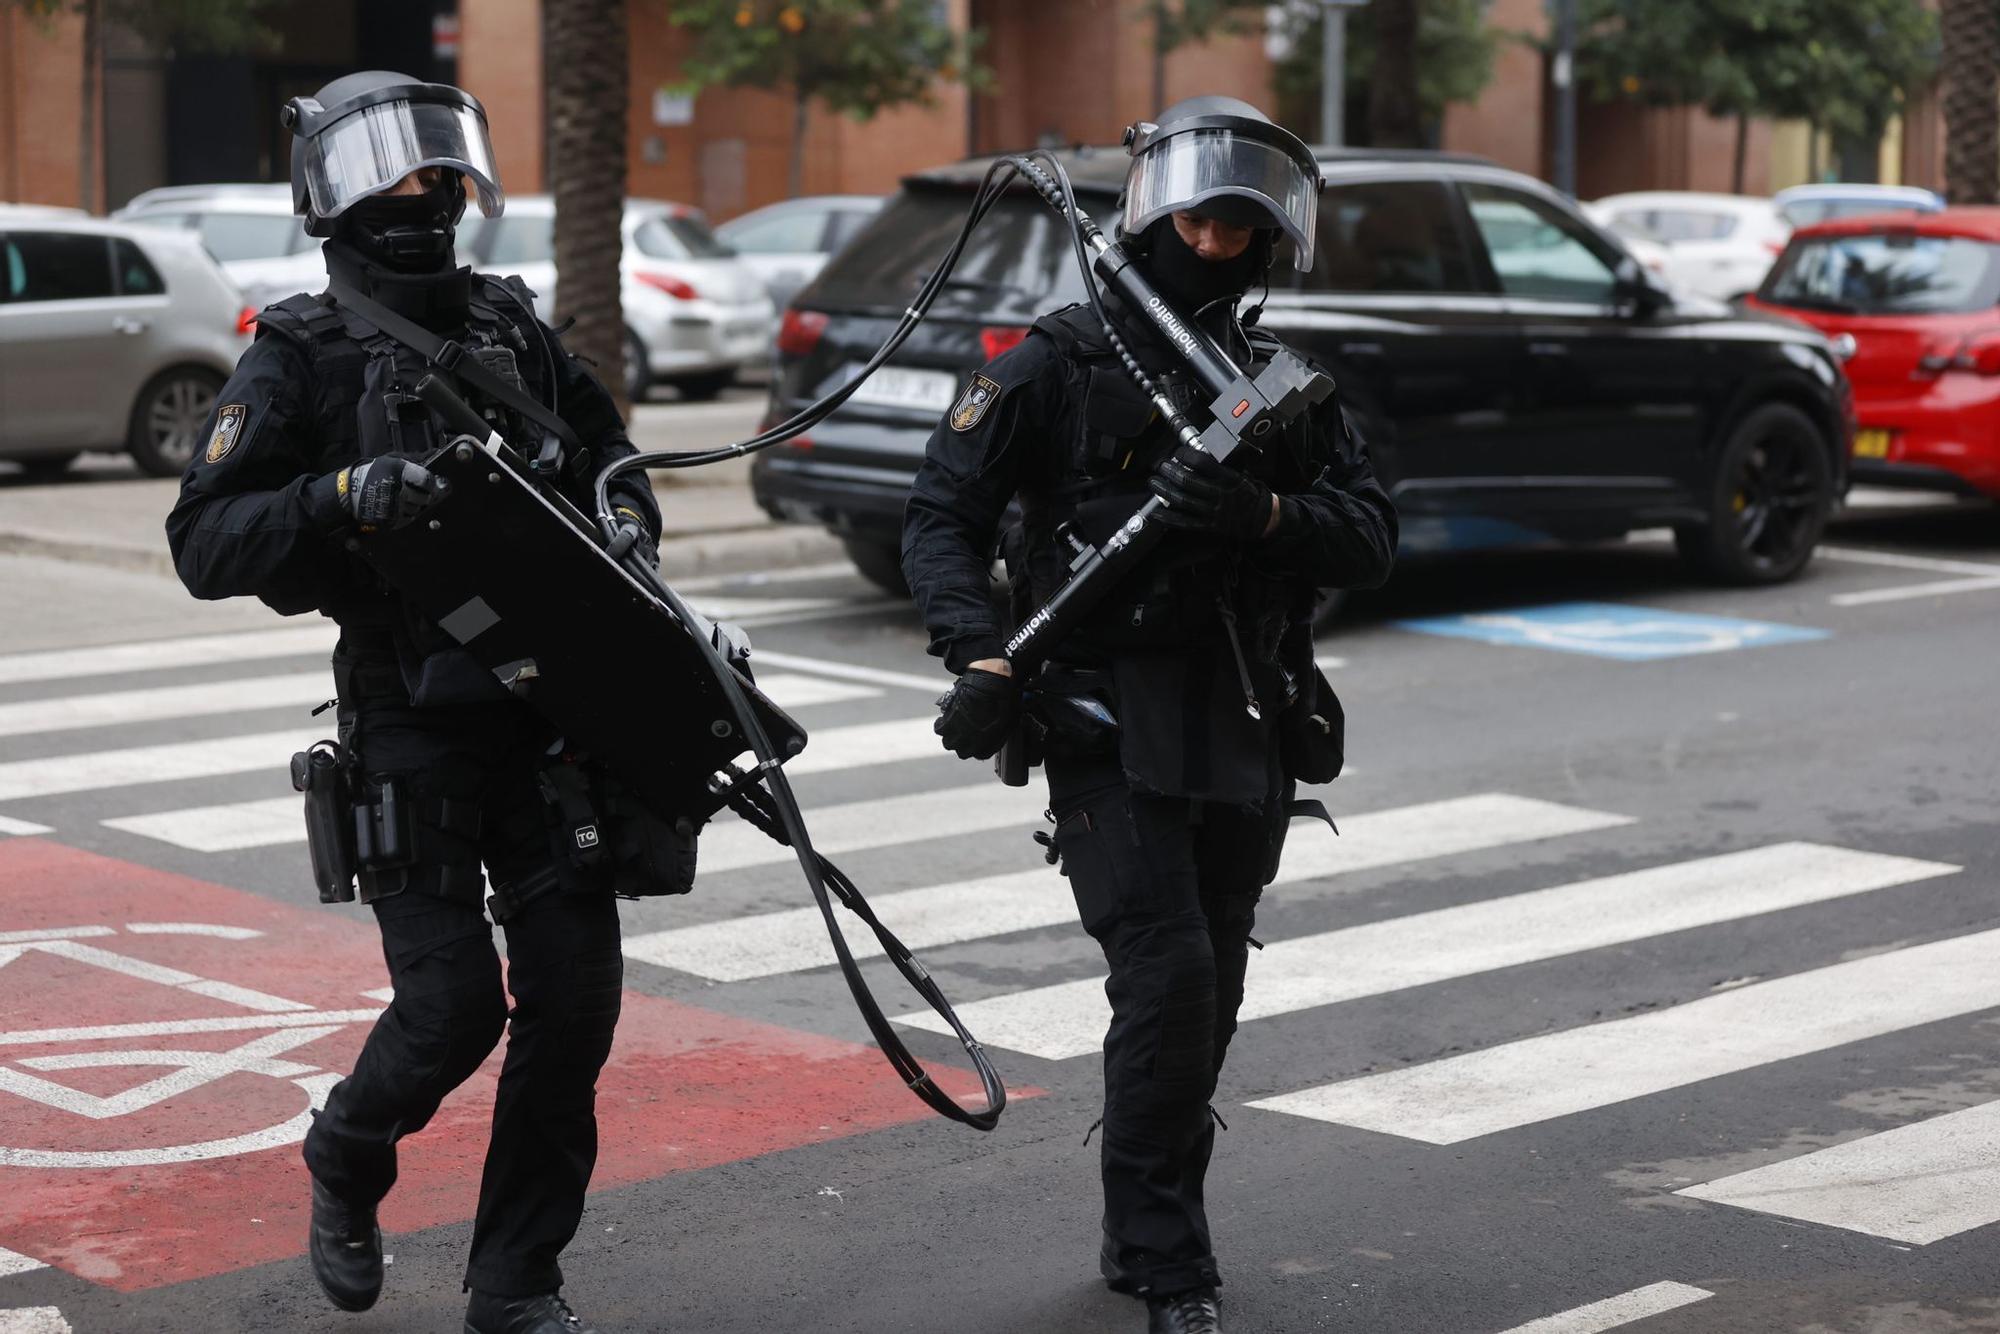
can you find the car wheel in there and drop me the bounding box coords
[127,367,223,477]
[16,453,79,480]
[842,537,910,598]
[623,329,650,404]
[1674,403,1831,585]
[671,370,735,402]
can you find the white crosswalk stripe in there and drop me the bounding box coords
[0,730,317,804]
[1676,1097,2000,1244]
[1250,925,2000,1143]
[0,626,337,687]
[898,842,1958,1059]
[629,793,1629,982]
[0,673,331,739]
[1498,1283,1714,1334]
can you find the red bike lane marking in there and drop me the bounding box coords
[0,839,1012,1292]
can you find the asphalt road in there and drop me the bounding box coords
[0,487,1997,1334]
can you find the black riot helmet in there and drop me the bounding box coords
[282,71,505,243]
[1121,95,1323,271]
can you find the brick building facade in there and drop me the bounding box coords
[0,0,1963,218]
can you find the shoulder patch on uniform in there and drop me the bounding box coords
[950,373,1004,432]
[204,404,247,464]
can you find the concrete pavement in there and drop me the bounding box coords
[0,395,841,583]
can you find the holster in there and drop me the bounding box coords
[291,741,357,903]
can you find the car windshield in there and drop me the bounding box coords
[195,212,308,261]
[1763,231,2000,314]
[1780,198,1924,227]
[634,214,735,260]
[808,186,1115,313]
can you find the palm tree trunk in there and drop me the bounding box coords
[78,0,100,213]
[1366,0,1423,148]
[543,0,631,413]
[788,88,809,200]
[1732,113,1749,195]
[1943,0,2000,205]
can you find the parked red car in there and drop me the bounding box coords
[1749,208,2000,497]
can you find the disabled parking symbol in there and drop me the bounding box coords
[1399,601,1829,660]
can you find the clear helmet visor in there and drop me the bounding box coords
[1124,129,1320,270]
[302,98,505,222]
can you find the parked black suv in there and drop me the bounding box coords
[752,148,1853,595]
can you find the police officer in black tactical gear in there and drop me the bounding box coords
[903,97,1398,1334]
[166,71,660,1334]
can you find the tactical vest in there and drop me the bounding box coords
[1009,303,1318,666]
[256,274,572,704]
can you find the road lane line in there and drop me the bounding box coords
[0,816,51,837]
[103,796,300,852]
[639,794,1629,982]
[1249,926,2000,1143]
[0,673,330,739]
[749,651,953,693]
[702,782,1048,874]
[0,626,337,687]
[900,843,1957,1059]
[1818,545,2000,577]
[0,1008,385,1048]
[1831,576,2000,607]
[1678,1098,2000,1244]
[0,730,315,803]
[1497,1283,1714,1333]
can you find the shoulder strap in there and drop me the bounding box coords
[327,280,581,468]
[1030,302,1115,361]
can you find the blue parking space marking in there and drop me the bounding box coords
[1398,602,1830,661]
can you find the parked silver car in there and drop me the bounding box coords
[0,206,251,476]
[715,194,884,312]
[114,183,328,313]
[458,196,774,401]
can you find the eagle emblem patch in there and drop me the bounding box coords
[950,373,1003,432]
[205,404,247,464]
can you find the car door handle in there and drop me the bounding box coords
[111,317,149,336]
[1528,342,1569,357]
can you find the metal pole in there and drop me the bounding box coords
[1321,1,1349,147]
[1553,0,1578,196]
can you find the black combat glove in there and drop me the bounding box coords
[603,504,659,568]
[336,458,449,533]
[1149,444,1275,542]
[934,667,1020,760]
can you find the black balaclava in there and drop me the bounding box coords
[335,173,467,274]
[1136,215,1270,317]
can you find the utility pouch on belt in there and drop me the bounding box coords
[292,741,357,903]
[538,751,698,897]
[1276,619,1345,784]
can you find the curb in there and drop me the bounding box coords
[0,523,849,584]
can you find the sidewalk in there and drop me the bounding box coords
[0,400,842,582]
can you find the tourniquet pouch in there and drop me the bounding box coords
[1109,647,1276,806]
[538,753,698,898]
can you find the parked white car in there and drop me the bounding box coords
[1585,192,1792,302]
[715,194,884,312]
[1773,183,1944,227]
[115,183,328,313]
[459,197,775,401]
[0,205,251,476]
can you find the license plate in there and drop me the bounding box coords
[844,365,959,415]
[1853,428,1893,460]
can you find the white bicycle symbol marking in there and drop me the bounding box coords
[0,923,383,1169]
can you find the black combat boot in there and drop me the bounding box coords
[1147,1287,1222,1334]
[464,1290,598,1334]
[306,1179,383,1311]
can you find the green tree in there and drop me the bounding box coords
[1270,0,1498,146]
[1942,0,1999,204]
[6,0,277,212]
[667,0,984,200]
[1575,0,1938,194]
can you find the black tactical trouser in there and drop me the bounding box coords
[1046,749,1289,1300]
[301,653,624,1299]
